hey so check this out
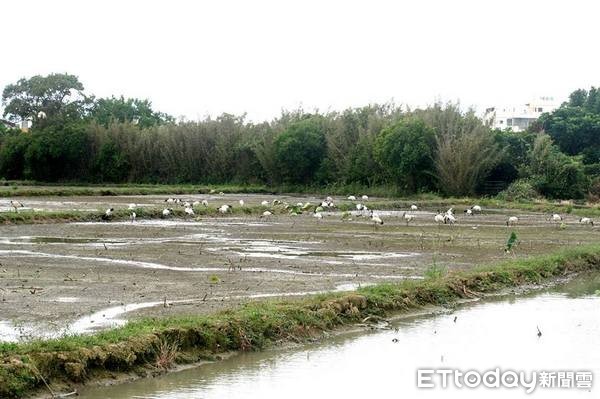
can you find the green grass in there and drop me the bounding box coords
[1,245,600,398]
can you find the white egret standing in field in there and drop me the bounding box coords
[10,200,24,212]
[506,216,519,226]
[580,217,594,226]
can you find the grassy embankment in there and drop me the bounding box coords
[1,245,600,398]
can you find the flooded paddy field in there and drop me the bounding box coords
[0,194,599,342]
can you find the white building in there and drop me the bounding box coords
[483,97,560,132]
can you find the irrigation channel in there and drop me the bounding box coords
[78,272,600,398]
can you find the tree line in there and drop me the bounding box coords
[1,73,599,200]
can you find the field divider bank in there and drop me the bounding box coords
[1,245,600,398]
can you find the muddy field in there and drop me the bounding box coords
[0,194,598,342]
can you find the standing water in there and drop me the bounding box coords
[79,273,600,399]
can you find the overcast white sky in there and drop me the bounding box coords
[2,0,599,121]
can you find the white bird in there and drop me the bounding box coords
[361,195,369,201]
[130,212,136,223]
[313,212,323,220]
[464,209,473,216]
[370,211,383,225]
[403,212,415,224]
[9,200,24,212]
[105,208,114,217]
[183,202,191,208]
[410,204,418,211]
[219,191,225,195]
[261,200,269,206]
[239,199,245,207]
[434,213,445,224]
[296,202,304,207]
[550,214,562,222]
[201,200,209,207]
[37,111,47,119]
[218,204,231,214]
[326,196,333,203]
[580,217,594,226]
[446,208,454,216]
[262,211,272,217]
[165,198,175,204]
[184,207,195,216]
[506,216,519,226]
[162,208,172,217]
[472,205,482,213]
[356,203,365,211]
[347,195,357,201]
[444,214,457,224]
[128,203,137,210]
[192,201,200,207]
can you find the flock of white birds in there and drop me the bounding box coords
[3,196,595,228]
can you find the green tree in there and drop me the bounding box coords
[537,87,600,163]
[2,73,90,125]
[91,96,173,128]
[273,117,326,184]
[416,103,504,196]
[0,132,29,179]
[373,118,435,192]
[521,134,588,199]
[23,122,90,181]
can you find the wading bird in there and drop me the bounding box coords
[162,208,172,217]
[370,211,383,226]
[239,199,245,207]
[411,204,418,211]
[218,204,231,214]
[130,212,136,223]
[102,208,114,221]
[361,195,369,201]
[201,200,209,207]
[348,195,357,201]
[434,213,445,224]
[580,217,594,226]
[550,214,562,223]
[506,216,519,226]
[184,207,195,216]
[403,212,414,225]
[9,200,24,212]
[444,213,456,225]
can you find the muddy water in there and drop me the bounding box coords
[79,273,600,399]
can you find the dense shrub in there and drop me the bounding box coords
[497,179,539,201]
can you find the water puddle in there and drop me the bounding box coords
[0,250,415,279]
